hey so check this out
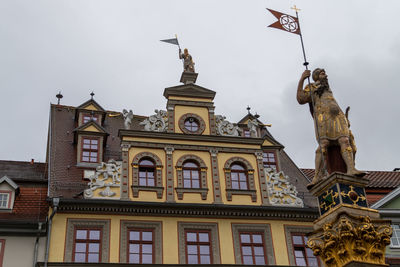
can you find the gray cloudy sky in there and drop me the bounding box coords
[1,0,399,171]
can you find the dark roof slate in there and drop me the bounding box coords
[0,160,47,182]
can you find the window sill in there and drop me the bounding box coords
[226,188,257,202]
[175,187,209,200]
[76,162,100,168]
[131,185,164,199]
[0,208,12,212]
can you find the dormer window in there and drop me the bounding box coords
[82,113,99,124]
[81,137,99,163]
[0,192,10,209]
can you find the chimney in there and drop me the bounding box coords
[31,159,34,165]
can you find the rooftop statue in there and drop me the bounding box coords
[179,48,195,72]
[297,68,365,187]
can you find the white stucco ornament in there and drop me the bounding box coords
[215,115,242,136]
[265,168,304,207]
[140,109,168,132]
[84,159,122,199]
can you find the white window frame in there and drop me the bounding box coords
[390,223,400,248]
[0,192,11,209]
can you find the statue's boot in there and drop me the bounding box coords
[341,148,366,177]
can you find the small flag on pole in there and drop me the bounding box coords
[267,8,301,35]
[160,38,179,46]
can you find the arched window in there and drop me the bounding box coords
[138,158,155,187]
[230,163,248,190]
[182,161,200,188]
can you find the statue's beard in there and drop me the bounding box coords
[316,76,329,97]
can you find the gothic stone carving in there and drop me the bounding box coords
[265,169,303,207]
[140,109,168,132]
[307,213,392,267]
[215,115,242,136]
[84,159,121,199]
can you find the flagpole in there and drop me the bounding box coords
[293,6,328,179]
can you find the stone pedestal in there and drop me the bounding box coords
[180,71,198,84]
[307,173,392,267]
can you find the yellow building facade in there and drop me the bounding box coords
[44,73,319,266]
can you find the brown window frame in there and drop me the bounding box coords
[82,113,99,124]
[290,233,320,266]
[185,229,213,264]
[262,151,278,171]
[230,163,248,190]
[0,239,5,267]
[81,137,100,163]
[238,231,268,265]
[127,228,155,264]
[138,159,156,187]
[72,227,103,263]
[182,161,201,189]
[0,191,11,209]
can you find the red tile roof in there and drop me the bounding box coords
[301,168,400,188]
[0,187,48,222]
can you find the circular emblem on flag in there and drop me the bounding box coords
[279,15,298,32]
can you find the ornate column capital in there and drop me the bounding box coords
[209,149,218,157]
[255,151,264,160]
[121,144,131,152]
[164,146,174,155]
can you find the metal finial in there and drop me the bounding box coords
[56,91,63,105]
[246,106,251,114]
[291,5,301,12]
[90,91,95,100]
[254,112,260,119]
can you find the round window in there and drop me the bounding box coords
[184,117,199,132]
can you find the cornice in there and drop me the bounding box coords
[55,199,319,221]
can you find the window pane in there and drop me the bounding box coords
[87,253,99,263]
[89,230,100,240]
[188,255,198,264]
[306,248,314,257]
[308,258,318,266]
[199,233,209,242]
[293,235,304,245]
[88,243,99,253]
[187,232,197,242]
[184,180,191,188]
[90,144,98,149]
[243,256,253,264]
[82,151,90,156]
[199,245,210,255]
[142,244,153,254]
[129,254,139,263]
[192,180,200,188]
[148,179,155,186]
[91,139,98,144]
[255,256,265,265]
[142,254,153,264]
[83,139,90,144]
[76,230,87,239]
[252,234,262,243]
[139,178,147,186]
[231,164,245,170]
[140,159,154,166]
[147,172,154,178]
[130,231,140,241]
[232,181,239,189]
[129,244,139,253]
[239,182,247,189]
[75,243,86,253]
[239,172,247,181]
[295,257,307,266]
[254,246,264,256]
[183,170,191,178]
[184,162,198,168]
[240,234,250,243]
[191,171,199,179]
[187,245,198,254]
[74,253,85,262]
[200,255,211,264]
[241,246,251,255]
[294,250,305,258]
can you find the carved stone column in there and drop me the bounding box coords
[120,143,131,200]
[164,146,175,202]
[209,107,217,135]
[307,173,392,267]
[209,149,222,204]
[167,105,175,133]
[255,151,269,205]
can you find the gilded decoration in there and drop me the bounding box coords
[307,213,392,267]
[264,168,303,207]
[319,185,340,216]
[140,109,168,132]
[84,159,121,199]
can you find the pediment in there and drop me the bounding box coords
[73,121,108,134]
[371,185,400,209]
[76,99,105,112]
[164,84,216,100]
[0,175,19,190]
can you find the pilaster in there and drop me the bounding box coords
[164,145,175,202]
[120,143,131,200]
[255,151,269,205]
[209,149,222,204]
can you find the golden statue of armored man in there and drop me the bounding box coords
[297,68,365,187]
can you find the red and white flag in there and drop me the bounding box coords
[267,8,301,35]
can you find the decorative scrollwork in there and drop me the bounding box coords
[215,115,242,136]
[140,109,168,132]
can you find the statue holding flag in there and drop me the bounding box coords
[179,48,195,72]
[297,68,365,186]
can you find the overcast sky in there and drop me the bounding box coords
[1,0,399,171]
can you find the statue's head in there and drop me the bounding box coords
[312,68,327,82]
[184,48,188,55]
